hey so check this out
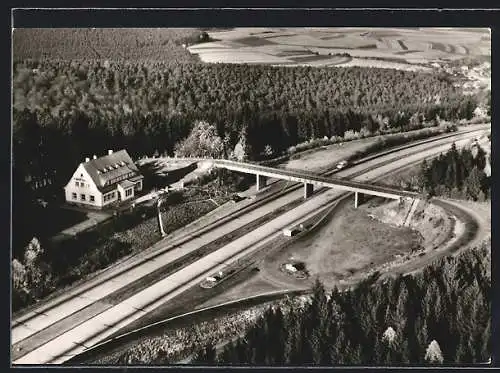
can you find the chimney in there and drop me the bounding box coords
[85,157,90,163]
[108,149,113,155]
[93,155,97,160]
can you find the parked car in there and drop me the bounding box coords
[231,194,245,203]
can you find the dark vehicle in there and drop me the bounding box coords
[231,194,245,203]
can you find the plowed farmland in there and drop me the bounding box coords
[188,27,490,70]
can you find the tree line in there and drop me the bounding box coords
[418,142,491,201]
[193,241,491,365]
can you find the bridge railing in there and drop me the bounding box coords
[148,158,418,199]
[213,159,419,198]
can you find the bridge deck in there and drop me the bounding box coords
[213,160,419,200]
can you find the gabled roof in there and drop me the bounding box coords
[81,150,141,191]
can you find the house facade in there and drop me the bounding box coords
[64,149,144,209]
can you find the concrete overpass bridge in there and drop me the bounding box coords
[210,159,419,208]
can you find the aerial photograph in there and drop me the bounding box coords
[11,26,491,366]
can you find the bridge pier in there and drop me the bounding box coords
[256,174,267,192]
[304,183,314,199]
[354,191,364,208]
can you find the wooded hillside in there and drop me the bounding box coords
[13,28,202,63]
[13,60,477,189]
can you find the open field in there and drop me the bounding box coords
[188,27,490,70]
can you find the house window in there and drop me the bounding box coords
[125,188,132,197]
[81,194,86,201]
[75,181,79,187]
[90,195,95,202]
[104,192,115,202]
[72,192,77,200]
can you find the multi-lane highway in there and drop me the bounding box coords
[11,124,489,364]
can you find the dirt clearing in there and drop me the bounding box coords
[259,199,423,289]
[211,194,454,302]
[368,198,454,252]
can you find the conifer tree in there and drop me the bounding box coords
[425,340,444,364]
[465,166,483,200]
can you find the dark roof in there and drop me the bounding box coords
[82,150,141,192]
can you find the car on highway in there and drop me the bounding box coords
[283,227,301,237]
[336,160,348,170]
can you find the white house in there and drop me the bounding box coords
[64,149,144,209]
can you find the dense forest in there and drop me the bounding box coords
[193,240,491,365]
[13,59,478,188]
[13,28,203,63]
[418,142,491,201]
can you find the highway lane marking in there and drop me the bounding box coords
[11,300,117,361]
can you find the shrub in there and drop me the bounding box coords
[343,130,360,141]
